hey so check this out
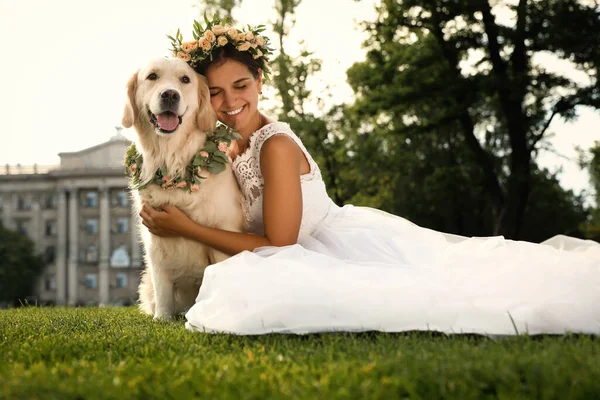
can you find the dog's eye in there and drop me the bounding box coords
[181,76,190,84]
[147,73,158,81]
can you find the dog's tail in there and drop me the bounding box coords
[137,270,155,316]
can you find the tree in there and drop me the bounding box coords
[347,0,600,239]
[269,0,346,204]
[519,167,589,242]
[0,225,45,304]
[579,141,600,241]
[195,0,242,20]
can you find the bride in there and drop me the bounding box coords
[138,19,600,335]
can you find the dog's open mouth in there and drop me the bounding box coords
[149,110,183,134]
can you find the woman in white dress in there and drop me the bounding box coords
[139,21,600,336]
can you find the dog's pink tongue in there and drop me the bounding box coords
[157,112,179,131]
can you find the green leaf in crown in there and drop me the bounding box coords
[123,123,241,193]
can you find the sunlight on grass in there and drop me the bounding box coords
[1,307,599,399]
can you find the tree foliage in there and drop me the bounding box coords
[195,0,242,20]
[346,0,600,239]
[579,141,600,241]
[0,225,45,304]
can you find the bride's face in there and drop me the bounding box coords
[206,59,262,135]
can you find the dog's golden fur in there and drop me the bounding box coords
[122,57,244,319]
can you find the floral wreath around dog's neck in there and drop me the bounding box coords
[168,15,274,78]
[124,123,241,192]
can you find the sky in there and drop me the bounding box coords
[0,0,598,200]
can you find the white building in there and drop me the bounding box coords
[0,130,143,306]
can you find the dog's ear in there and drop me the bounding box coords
[196,75,217,133]
[122,70,139,128]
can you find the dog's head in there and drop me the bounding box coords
[122,57,216,136]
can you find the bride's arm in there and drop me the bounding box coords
[139,134,304,255]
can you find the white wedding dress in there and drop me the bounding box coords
[185,122,600,335]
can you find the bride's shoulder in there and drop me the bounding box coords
[253,121,296,147]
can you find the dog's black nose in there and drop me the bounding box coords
[160,90,180,110]
[161,90,180,102]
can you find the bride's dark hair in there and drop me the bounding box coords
[195,43,263,79]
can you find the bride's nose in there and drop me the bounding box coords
[223,90,237,108]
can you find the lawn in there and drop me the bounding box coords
[1,307,599,399]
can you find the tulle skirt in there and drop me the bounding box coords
[185,205,600,335]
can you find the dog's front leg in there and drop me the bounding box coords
[152,268,175,320]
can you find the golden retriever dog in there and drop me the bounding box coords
[122,57,244,319]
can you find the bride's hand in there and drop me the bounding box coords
[139,202,193,238]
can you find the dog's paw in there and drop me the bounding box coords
[153,312,174,321]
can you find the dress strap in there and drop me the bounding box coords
[253,122,321,181]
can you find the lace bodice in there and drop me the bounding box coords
[231,122,333,240]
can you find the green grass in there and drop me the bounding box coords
[1,307,599,400]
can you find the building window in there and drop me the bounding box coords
[16,220,30,236]
[85,219,98,234]
[114,191,129,207]
[116,218,129,233]
[45,219,57,236]
[85,245,98,263]
[45,246,56,263]
[83,191,98,208]
[110,246,130,268]
[45,275,57,291]
[84,274,97,289]
[43,193,57,209]
[115,272,128,288]
[17,196,31,210]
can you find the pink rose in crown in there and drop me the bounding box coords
[203,30,216,43]
[191,184,200,192]
[175,52,191,62]
[181,41,198,53]
[162,175,171,181]
[200,151,209,158]
[236,42,251,52]
[217,36,228,46]
[227,28,238,39]
[129,164,137,174]
[218,142,228,152]
[176,181,187,188]
[212,25,227,35]
[199,38,211,51]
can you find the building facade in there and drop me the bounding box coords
[0,132,143,306]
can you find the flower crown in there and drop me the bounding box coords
[168,16,274,78]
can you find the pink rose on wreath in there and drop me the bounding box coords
[175,52,191,61]
[218,142,228,152]
[191,184,200,192]
[200,151,209,158]
[176,181,187,188]
[217,35,228,46]
[212,25,227,35]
